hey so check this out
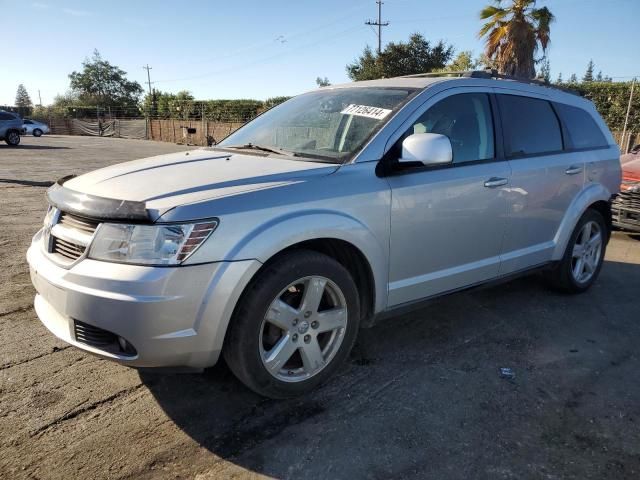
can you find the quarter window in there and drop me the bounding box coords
[554,103,608,149]
[498,94,563,157]
[408,93,495,163]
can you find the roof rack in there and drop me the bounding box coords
[401,69,581,96]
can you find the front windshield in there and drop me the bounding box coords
[217,87,416,163]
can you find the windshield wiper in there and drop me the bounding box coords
[222,143,298,157]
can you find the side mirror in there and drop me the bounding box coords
[399,133,452,166]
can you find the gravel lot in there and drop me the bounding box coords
[1,135,639,480]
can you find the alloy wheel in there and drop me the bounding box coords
[571,220,603,284]
[259,276,348,382]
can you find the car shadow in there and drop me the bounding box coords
[0,178,54,187]
[140,259,640,478]
[0,144,69,150]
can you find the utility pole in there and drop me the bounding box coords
[143,64,154,139]
[621,77,636,153]
[143,64,153,96]
[365,0,389,54]
[38,89,42,107]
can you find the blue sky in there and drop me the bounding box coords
[2,0,639,106]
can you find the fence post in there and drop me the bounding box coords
[621,78,636,154]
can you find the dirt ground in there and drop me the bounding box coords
[1,135,639,480]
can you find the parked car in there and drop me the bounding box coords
[613,145,640,232]
[22,119,50,137]
[0,110,23,145]
[27,72,621,398]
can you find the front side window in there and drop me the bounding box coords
[554,103,608,149]
[218,87,416,163]
[407,93,495,163]
[498,94,563,157]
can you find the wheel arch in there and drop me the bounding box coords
[259,238,377,327]
[552,183,614,260]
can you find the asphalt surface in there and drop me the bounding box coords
[1,135,639,480]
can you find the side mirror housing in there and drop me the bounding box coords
[399,133,452,166]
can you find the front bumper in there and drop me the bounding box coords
[27,232,261,368]
[612,190,640,232]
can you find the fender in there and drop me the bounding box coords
[226,209,389,314]
[551,182,613,260]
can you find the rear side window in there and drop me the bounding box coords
[498,95,563,157]
[0,112,15,120]
[554,103,608,149]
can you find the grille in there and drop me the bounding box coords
[52,237,86,260]
[74,320,118,347]
[73,320,137,356]
[613,190,640,213]
[50,212,100,262]
[59,212,100,234]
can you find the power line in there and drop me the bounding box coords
[365,0,389,54]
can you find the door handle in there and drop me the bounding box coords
[484,177,508,188]
[565,165,583,175]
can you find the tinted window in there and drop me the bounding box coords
[498,95,562,157]
[409,93,495,163]
[0,112,15,120]
[24,120,33,124]
[555,103,607,149]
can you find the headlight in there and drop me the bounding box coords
[88,220,218,266]
[621,180,640,193]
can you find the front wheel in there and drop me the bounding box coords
[33,128,43,137]
[544,209,607,293]
[224,250,360,398]
[5,130,20,146]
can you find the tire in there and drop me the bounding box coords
[33,129,43,137]
[5,130,20,146]
[544,209,608,293]
[224,249,360,398]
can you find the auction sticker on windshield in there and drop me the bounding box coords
[340,104,392,120]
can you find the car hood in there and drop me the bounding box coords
[622,156,640,182]
[63,149,338,214]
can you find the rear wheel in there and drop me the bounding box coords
[224,250,360,398]
[545,209,607,293]
[5,130,20,146]
[33,128,43,137]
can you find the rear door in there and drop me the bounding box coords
[496,92,585,273]
[386,89,510,306]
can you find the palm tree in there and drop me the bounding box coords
[479,0,554,79]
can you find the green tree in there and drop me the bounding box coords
[596,71,603,82]
[479,0,554,78]
[439,50,478,72]
[68,49,143,115]
[569,73,578,83]
[15,84,33,117]
[539,57,550,82]
[583,59,594,82]
[346,33,454,81]
[556,72,563,84]
[316,77,331,87]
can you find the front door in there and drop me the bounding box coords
[386,91,510,306]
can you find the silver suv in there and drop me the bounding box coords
[0,110,23,146]
[28,72,621,398]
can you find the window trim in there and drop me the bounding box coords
[378,90,503,177]
[496,93,565,160]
